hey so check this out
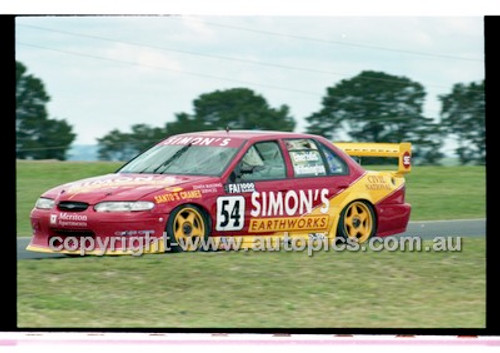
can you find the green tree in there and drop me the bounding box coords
[97,88,295,161]
[407,122,445,165]
[306,70,443,164]
[97,124,166,161]
[166,88,296,134]
[439,80,485,165]
[16,61,76,160]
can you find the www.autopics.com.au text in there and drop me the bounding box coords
[48,233,463,256]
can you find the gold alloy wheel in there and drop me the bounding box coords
[343,201,374,243]
[172,207,206,251]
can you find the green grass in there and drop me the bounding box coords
[17,238,485,328]
[16,161,486,328]
[16,161,485,236]
[404,166,485,221]
[16,160,122,236]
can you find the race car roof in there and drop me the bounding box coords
[169,130,316,141]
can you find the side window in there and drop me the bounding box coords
[234,141,286,181]
[285,139,327,177]
[318,142,349,175]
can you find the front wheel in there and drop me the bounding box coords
[337,200,376,244]
[165,204,210,252]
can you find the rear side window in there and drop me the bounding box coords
[317,142,348,175]
[285,139,327,177]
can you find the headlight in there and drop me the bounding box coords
[35,197,55,209]
[94,201,155,212]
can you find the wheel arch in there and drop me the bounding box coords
[168,201,213,234]
[330,196,378,239]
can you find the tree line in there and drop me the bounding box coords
[16,62,76,160]
[16,61,485,165]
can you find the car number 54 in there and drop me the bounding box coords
[216,196,245,231]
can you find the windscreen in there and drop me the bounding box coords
[118,143,240,176]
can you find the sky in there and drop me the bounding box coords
[15,16,484,154]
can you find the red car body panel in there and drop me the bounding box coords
[28,130,411,254]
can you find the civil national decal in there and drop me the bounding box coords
[365,175,392,190]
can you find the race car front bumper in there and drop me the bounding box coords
[28,208,168,255]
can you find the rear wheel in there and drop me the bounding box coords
[337,200,376,244]
[166,204,210,252]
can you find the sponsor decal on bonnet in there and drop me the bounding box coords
[66,176,179,194]
[193,183,223,194]
[154,189,203,204]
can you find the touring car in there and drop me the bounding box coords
[27,130,411,254]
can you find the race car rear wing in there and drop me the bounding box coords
[333,142,412,174]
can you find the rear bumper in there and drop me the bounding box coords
[375,202,411,237]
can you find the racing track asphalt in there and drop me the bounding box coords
[16,218,486,260]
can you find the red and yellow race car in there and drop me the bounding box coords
[27,130,411,255]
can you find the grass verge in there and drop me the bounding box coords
[16,161,486,328]
[403,165,485,221]
[17,237,485,328]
